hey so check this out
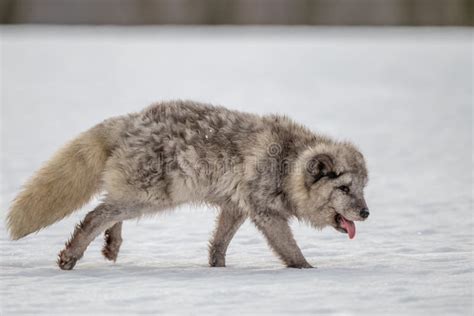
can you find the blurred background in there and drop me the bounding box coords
[1,0,472,26]
[1,1,472,315]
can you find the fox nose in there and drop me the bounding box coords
[360,208,370,219]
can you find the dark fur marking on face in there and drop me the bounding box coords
[304,154,343,189]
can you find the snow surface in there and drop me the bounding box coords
[0,26,472,315]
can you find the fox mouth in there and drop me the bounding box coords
[335,214,356,239]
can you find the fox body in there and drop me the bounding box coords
[7,100,369,270]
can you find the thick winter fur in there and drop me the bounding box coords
[8,123,111,239]
[7,100,369,270]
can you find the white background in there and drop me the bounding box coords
[1,26,472,315]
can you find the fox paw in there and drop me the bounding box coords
[57,250,79,270]
[209,255,226,267]
[102,231,122,262]
[287,262,314,269]
[209,248,226,267]
[102,243,121,262]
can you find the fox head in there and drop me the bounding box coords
[288,142,369,239]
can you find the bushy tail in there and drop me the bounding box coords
[7,123,114,240]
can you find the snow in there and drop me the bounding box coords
[0,26,472,315]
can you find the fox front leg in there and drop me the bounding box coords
[252,213,313,269]
[209,205,247,267]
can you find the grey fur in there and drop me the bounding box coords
[9,100,370,270]
[102,221,123,262]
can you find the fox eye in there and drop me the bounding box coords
[338,186,350,194]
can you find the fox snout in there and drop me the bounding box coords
[356,198,369,220]
[359,208,370,219]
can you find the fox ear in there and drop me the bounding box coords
[305,154,335,187]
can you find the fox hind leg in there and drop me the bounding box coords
[58,203,136,270]
[102,221,123,262]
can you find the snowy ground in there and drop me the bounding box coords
[0,26,472,315]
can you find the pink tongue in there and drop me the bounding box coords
[340,216,356,239]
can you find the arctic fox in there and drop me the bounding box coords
[7,100,369,270]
